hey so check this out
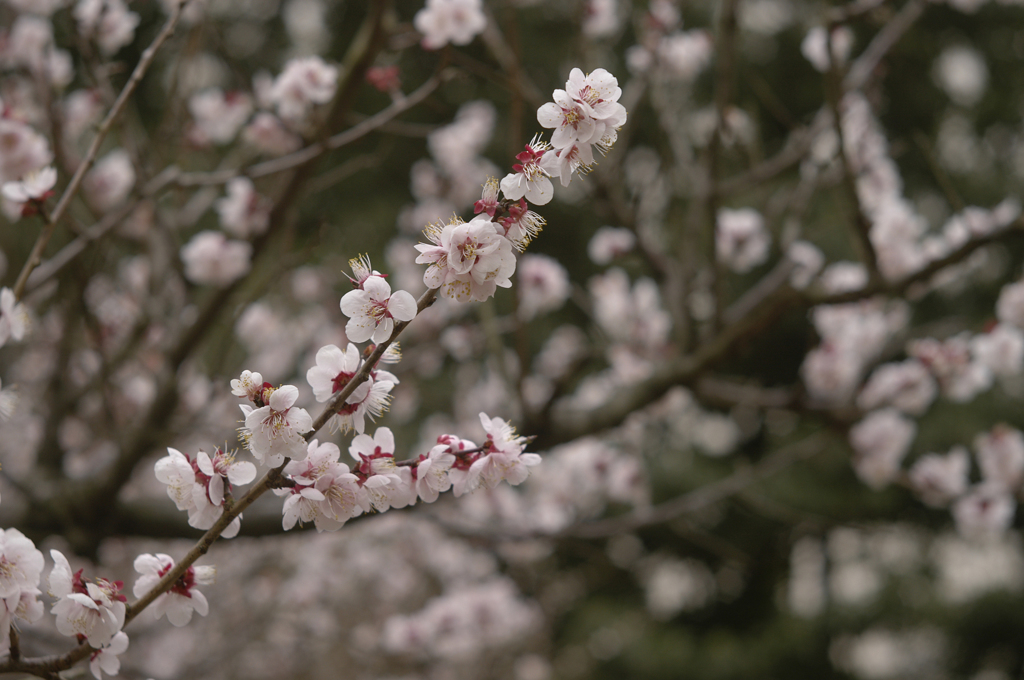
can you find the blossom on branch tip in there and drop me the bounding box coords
[340,275,418,344]
[448,414,541,496]
[133,554,215,627]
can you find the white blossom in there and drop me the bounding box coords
[133,554,215,627]
[242,384,313,466]
[340,275,418,344]
[414,0,487,50]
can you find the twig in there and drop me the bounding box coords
[11,3,185,300]
[564,432,829,538]
[163,74,444,189]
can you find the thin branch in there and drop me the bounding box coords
[162,73,444,189]
[12,3,185,300]
[564,432,829,538]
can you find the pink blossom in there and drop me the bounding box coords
[270,56,338,122]
[48,550,126,647]
[133,554,215,627]
[0,529,44,599]
[180,231,253,287]
[975,424,1024,490]
[89,631,128,679]
[0,287,27,348]
[953,483,1016,540]
[216,177,270,238]
[588,226,636,265]
[500,136,554,206]
[242,112,302,156]
[83,149,134,212]
[415,215,517,302]
[848,409,916,490]
[188,88,253,145]
[716,208,771,274]
[414,0,487,50]
[414,444,455,503]
[242,384,313,466]
[517,253,570,320]
[340,275,418,344]
[909,447,969,507]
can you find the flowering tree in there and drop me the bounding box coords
[1,0,1024,678]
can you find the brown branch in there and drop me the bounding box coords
[161,73,444,189]
[11,3,185,300]
[564,431,829,538]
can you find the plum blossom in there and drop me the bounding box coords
[83,149,135,212]
[656,30,713,80]
[414,444,456,503]
[278,439,364,531]
[517,253,570,320]
[0,529,44,599]
[216,177,270,238]
[0,587,44,657]
[154,448,198,511]
[848,409,916,489]
[857,360,937,416]
[0,117,52,181]
[975,425,1024,490]
[349,427,408,512]
[242,112,302,155]
[537,90,598,151]
[588,226,636,265]
[500,136,554,206]
[448,413,541,496]
[193,449,257,512]
[497,199,545,250]
[0,287,27,349]
[180,231,253,287]
[304,342,398,433]
[133,554,215,627]
[909,447,969,507]
[1,165,56,208]
[269,56,338,123]
[909,334,992,402]
[89,631,128,679]
[188,89,254,145]
[306,343,364,402]
[996,279,1024,328]
[970,324,1024,377]
[953,483,1016,540]
[801,25,853,73]
[242,384,313,466]
[74,0,140,56]
[230,370,265,402]
[48,550,126,647]
[716,208,771,274]
[539,143,595,187]
[415,215,517,302]
[340,275,418,344]
[414,0,487,50]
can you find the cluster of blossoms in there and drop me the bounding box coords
[408,68,626,303]
[0,528,214,678]
[273,417,539,532]
[154,447,257,537]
